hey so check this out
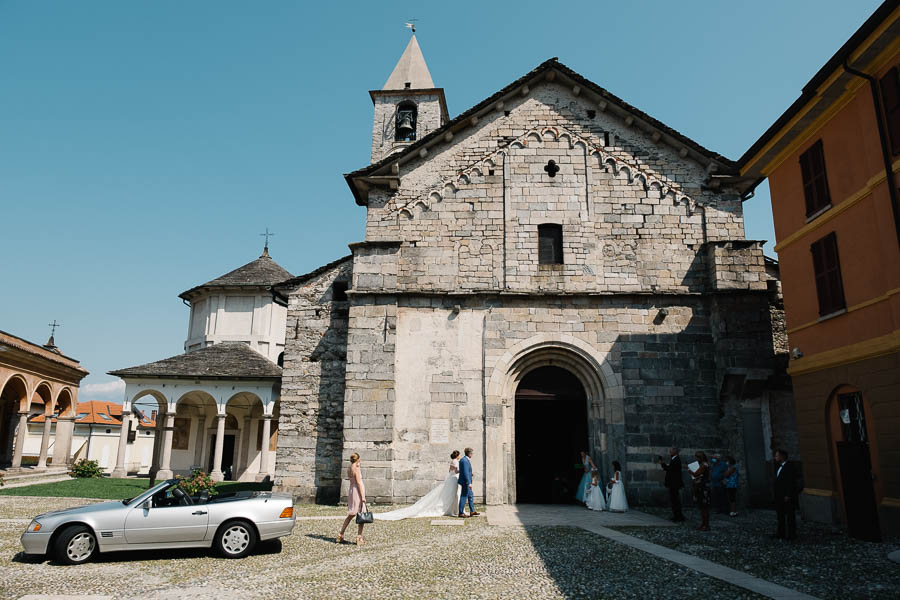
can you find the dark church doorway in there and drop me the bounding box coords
[208,434,236,481]
[515,366,588,503]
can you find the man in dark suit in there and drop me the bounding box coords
[458,447,478,517]
[657,447,685,522]
[773,448,799,540]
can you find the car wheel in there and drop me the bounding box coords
[54,525,97,565]
[214,520,257,559]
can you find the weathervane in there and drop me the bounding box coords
[260,227,274,257]
[405,18,417,33]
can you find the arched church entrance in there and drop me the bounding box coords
[515,366,588,504]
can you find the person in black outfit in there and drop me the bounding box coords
[657,447,685,522]
[773,448,799,540]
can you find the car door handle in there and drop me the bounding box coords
[192,511,207,515]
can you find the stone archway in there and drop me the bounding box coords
[0,375,28,467]
[485,334,623,505]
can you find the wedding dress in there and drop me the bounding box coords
[607,470,629,512]
[374,459,461,520]
[575,456,592,503]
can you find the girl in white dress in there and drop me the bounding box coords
[607,460,629,512]
[375,451,461,520]
[584,470,607,511]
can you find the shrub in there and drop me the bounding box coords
[70,458,103,479]
[176,469,218,496]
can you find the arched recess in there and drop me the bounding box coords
[55,388,75,419]
[225,391,268,481]
[484,334,623,505]
[32,382,53,416]
[825,384,882,541]
[0,375,29,466]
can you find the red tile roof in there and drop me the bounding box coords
[30,400,156,427]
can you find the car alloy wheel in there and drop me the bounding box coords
[66,532,96,563]
[221,524,250,555]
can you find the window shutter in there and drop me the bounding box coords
[879,67,900,156]
[811,232,846,316]
[800,140,831,217]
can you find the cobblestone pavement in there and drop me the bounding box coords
[0,496,766,600]
[611,506,900,600]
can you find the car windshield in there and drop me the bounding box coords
[122,480,176,506]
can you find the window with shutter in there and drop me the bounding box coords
[810,232,846,316]
[879,66,900,156]
[799,140,831,218]
[538,224,563,265]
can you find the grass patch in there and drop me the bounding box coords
[0,477,272,499]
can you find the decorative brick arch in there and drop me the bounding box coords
[484,333,624,504]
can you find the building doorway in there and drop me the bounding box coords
[832,391,880,541]
[208,434,236,481]
[515,366,588,503]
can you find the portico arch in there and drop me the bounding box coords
[0,375,28,467]
[484,334,624,505]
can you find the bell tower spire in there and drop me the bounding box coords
[369,31,448,163]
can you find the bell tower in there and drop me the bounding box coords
[369,34,448,163]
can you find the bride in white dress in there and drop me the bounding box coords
[607,460,629,512]
[375,451,462,520]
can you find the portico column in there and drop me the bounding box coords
[192,416,206,468]
[157,412,175,480]
[54,416,75,467]
[36,417,53,468]
[11,412,29,468]
[210,414,226,482]
[110,414,131,478]
[257,415,272,481]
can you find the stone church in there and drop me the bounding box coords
[274,36,791,506]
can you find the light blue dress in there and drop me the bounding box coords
[575,456,592,503]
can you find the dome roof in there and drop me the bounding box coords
[179,251,293,301]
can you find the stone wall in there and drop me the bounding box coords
[275,258,352,502]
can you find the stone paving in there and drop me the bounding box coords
[0,496,767,600]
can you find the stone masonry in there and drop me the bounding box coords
[275,55,790,506]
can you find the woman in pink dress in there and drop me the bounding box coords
[338,453,367,545]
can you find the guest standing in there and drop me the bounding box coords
[575,451,598,504]
[338,453,367,545]
[691,451,711,531]
[773,449,799,540]
[724,456,739,517]
[657,447,685,522]
[585,470,606,511]
[607,460,629,512]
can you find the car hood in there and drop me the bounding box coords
[35,500,125,520]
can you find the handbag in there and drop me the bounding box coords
[355,502,374,524]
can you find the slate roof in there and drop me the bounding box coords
[272,255,353,300]
[108,343,282,380]
[346,58,738,205]
[179,252,293,300]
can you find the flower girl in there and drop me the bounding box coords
[584,470,607,511]
[607,460,629,512]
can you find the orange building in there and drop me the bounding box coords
[738,1,900,540]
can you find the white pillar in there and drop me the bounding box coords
[157,413,175,480]
[257,415,272,481]
[192,416,206,468]
[210,414,226,482]
[11,412,28,469]
[36,417,53,468]
[54,416,75,467]
[110,414,131,478]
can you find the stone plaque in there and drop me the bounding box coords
[430,419,449,444]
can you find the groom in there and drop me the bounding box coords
[458,447,479,518]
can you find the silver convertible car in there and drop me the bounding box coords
[20,479,296,564]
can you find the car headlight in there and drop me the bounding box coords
[25,520,42,533]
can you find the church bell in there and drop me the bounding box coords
[396,110,415,140]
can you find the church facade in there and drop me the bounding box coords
[275,38,788,506]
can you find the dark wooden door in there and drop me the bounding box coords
[836,441,880,542]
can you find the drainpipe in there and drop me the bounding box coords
[843,59,900,251]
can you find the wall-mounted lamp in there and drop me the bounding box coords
[791,347,803,360]
[653,308,668,325]
[452,305,461,315]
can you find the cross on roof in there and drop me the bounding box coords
[48,320,60,337]
[259,228,274,256]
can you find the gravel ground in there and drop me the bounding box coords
[0,496,764,600]
[612,506,900,600]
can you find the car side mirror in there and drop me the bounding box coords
[141,499,152,510]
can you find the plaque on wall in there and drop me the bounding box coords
[430,419,450,444]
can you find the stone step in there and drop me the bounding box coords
[1,467,70,486]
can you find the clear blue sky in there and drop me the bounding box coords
[0,0,884,401]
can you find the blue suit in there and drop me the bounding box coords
[458,455,474,515]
